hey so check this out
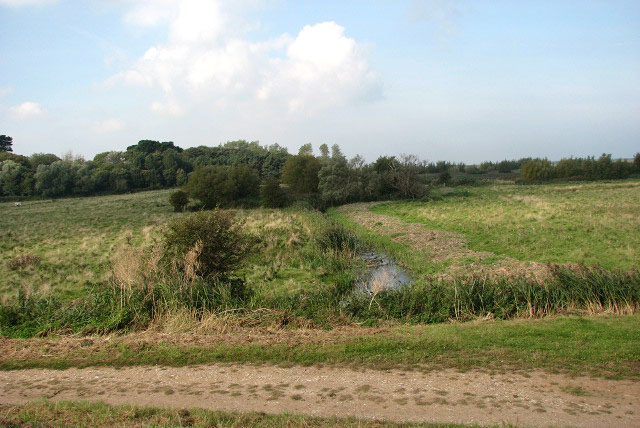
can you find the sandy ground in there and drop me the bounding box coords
[1,364,638,428]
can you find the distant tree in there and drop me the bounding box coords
[497,160,513,173]
[34,160,78,197]
[0,152,30,168]
[633,153,640,174]
[0,160,25,196]
[521,159,555,182]
[280,154,321,194]
[169,190,189,212]
[0,135,13,152]
[184,165,259,208]
[261,177,288,208]
[298,143,313,156]
[389,154,428,198]
[372,156,398,196]
[318,144,350,205]
[175,168,188,186]
[319,144,330,161]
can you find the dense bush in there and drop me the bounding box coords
[163,210,253,278]
[169,190,189,212]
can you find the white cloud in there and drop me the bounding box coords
[93,118,124,133]
[112,1,380,117]
[123,0,177,28]
[0,0,56,6]
[10,102,44,119]
[259,22,380,114]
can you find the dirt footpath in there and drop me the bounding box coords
[1,364,638,428]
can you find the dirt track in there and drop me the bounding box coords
[1,364,638,427]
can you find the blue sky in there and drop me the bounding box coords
[1,0,638,163]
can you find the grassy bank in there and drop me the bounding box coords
[0,401,514,428]
[2,315,638,379]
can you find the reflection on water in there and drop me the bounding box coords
[358,250,412,293]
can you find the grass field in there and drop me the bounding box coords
[368,180,640,271]
[0,190,177,300]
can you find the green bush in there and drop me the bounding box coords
[163,210,254,278]
[168,190,189,212]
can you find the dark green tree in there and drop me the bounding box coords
[0,135,12,152]
[280,154,321,194]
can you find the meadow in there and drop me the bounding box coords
[0,181,638,378]
[368,180,640,271]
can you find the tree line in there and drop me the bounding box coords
[1,134,639,206]
[0,138,288,199]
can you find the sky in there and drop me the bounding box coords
[1,0,639,163]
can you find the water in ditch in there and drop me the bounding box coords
[357,250,412,293]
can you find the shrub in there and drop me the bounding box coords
[169,190,189,212]
[163,210,253,278]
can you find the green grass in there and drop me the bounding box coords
[371,180,640,270]
[0,401,513,428]
[0,190,358,302]
[0,190,177,300]
[2,315,638,379]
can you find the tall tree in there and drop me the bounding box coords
[281,154,321,194]
[0,135,13,152]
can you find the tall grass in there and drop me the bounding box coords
[2,257,638,338]
[343,265,639,323]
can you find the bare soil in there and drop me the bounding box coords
[1,364,638,428]
[339,203,554,283]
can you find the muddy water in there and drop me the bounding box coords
[358,250,411,292]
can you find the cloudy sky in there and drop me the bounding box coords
[1,0,639,162]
